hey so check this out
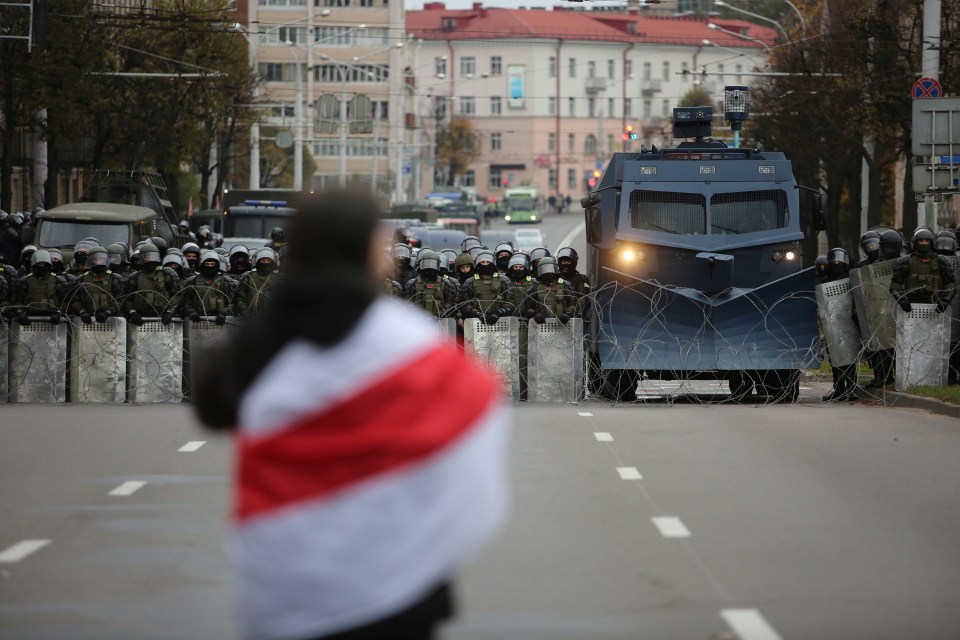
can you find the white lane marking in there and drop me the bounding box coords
[720,609,784,640]
[617,466,642,480]
[653,517,692,538]
[0,539,51,563]
[178,441,206,452]
[594,432,614,442]
[578,412,594,417]
[109,481,147,497]
[557,222,585,253]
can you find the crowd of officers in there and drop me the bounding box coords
[816,227,958,401]
[387,236,591,328]
[0,235,282,326]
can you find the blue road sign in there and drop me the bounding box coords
[913,77,943,99]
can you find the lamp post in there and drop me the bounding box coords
[715,0,806,40]
[707,22,773,53]
[285,42,305,192]
[713,1,790,43]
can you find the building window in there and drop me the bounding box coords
[548,168,557,189]
[548,132,556,151]
[435,57,447,77]
[717,64,725,78]
[584,134,597,154]
[490,56,502,76]
[461,56,476,77]
[607,97,615,117]
[442,18,456,30]
[261,63,285,82]
[624,60,633,79]
[433,95,447,119]
[662,61,670,81]
[490,168,502,188]
[624,98,632,117]
[568,97,575,117]
[608,59,615,80]
[587,61,596,78]
[567,133,574,153]
[314,26,389,47]
[548,56,556,78]
[548,97,556,115]
[736,64,743,82]
[358,0,374,6]
[567,168,576,188]
[314,64,387,83]
[643,99,651,118]
[607,133,614,153]
[681,61,689,78]
[262,25,307,45]
[662,99,670,118]
[568,57,576,78]
[642,61,651,81]
[462,170,476,187]
[460,96,475,115]
[491,132,502,151]
[490,96,501,115]
[261,0,306,6]
[588,97,596,118]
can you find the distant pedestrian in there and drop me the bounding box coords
[548,194,557,213]
[193,189,510,640]
[564,194,572,211]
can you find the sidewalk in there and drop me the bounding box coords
[803,371,960,420]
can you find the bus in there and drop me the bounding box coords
[503,187,540,224]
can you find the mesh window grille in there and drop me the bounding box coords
[628,190,706,235]
[710,190,788,235]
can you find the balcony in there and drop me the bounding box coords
[641,78,662,95]
[585,77,607,93]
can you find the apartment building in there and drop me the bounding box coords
[404,3,773,202]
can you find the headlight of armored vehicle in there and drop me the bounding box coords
[772,248,798,263]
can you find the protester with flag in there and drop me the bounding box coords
[193,189,510,640]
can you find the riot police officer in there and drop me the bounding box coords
[12,250,70,325]
[266,227,285,252]
[106,243,130,278]
[935,231,958,257]
[855,231,881,268]
[393,243,415,288]
[523,256,577,325]
[890,228,956,313]
[68,246,124,323]
[67,240,94,278]
[228,245,251,277]
[123,242,180,325]
[878,229,903,261]
[494,243,514,274]
[504,253,533,315]
[181,242,201,274]
[821,248,862,401]
[403,249,455,318]
[461,250,513,325]
[528,247,551,273]
[234,248,279,317]
[175,250,233,324]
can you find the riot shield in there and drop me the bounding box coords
[183,317,238,399]
[849,260,897,350]
[0,321,9,403]
[464,316,521,401]
[70,317,127,403]
[895,304,950,390]
[9,317,67,403]
[433,317,457,341]
[127,319,184,403]
[944,256,960,344]
[527,318,584,403]
[815,278,861,367]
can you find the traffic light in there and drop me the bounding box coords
[624,124,638,141]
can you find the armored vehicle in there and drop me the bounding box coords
[583,92,824,401]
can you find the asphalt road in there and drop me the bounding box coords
[2,392,959,640]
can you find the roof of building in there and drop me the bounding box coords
[406,3,777,49]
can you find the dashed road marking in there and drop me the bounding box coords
[109,481,147,497]
[720,609,784,640]
[178,441,206,452]
[617,466,642,480]
[0,540,51,563]
[594,432,614,442]
[653,517,692,538]
[578,412,594,417]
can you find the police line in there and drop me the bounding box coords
[0,316,586,404]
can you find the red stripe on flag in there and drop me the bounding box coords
[235,344,500,522]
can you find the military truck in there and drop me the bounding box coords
[35,203,168,263]
[582,92,825,402]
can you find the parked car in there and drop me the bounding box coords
[513,227,546,253]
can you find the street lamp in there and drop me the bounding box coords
[713,1,790,43]
[716,0,806,40]
[707,22,773,53]
[285,42,305,192]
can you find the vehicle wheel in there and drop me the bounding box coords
[727,371,753,401]
[762,370,800,403]
[601,369,639,402]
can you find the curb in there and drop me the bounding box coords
[880,391,960,420]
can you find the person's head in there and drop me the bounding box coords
[416,249,441,282]
[73,241,91,266]
[182,242,200,268]
[879,229,902,259]
[912,227,936,257]
[461,236,482,253]
[89,246,110,275]
[494,243,514,271]
[285,190,381,284]
[178,220,190,233]
[106,243,126,268]
[557,246,579,276]
[150,236,168,258]
[507,253,530,281]
[529,247,551,270]
[31,249,52,277]
[393,243,412,271]
[826,247,849,276]
[199,250,220,279]
[474,250,496,277]
[271,227,285,244]
[255,248,278,275]
[859,231,880,260]
[815,255,828,277]
[439,249,457,275]
[140,243,161,269]
[455,252,474,282]
[197,225,211,241]
[49,249,65,274]
[229,245,250,271]
[935,230,958,256]
[536,256,559,283]
[20,244,37,269]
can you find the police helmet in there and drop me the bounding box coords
[461,236,482,252]
[21,244,37,259]
[439,249,457,274]
[468,245,486,260]
[557,247,579,263]
[393,243,412,260]
[417,249,441,274]
[106,243,126,266]
[271,227,285,243]
[529,247,551,263]
[879,229,903,258]
[89,246,109,265]
[257,247,278,264]
[474,249,495,266]
[74,240,92,255]
[182,242,201,254]
[140,242,161,266]
[229,245,250,258]
[199,250,220,266]
[934,234,957,256]
[214,247,229,256]
[149,237,168,257]
[827,247,849,265]
[536,256,559,278]
[912,227,936,256]
[494,242,514,257]
[162,253,183,269]
[859,230,880,257]
[507,254,530,276]
[32,249,52,266]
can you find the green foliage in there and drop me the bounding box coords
[906,385,960,404]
